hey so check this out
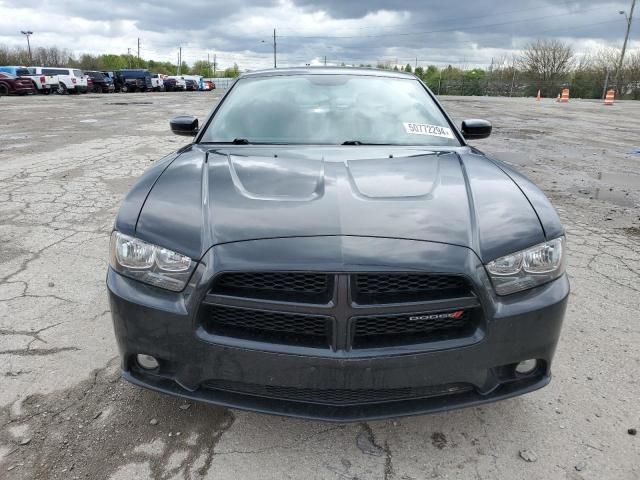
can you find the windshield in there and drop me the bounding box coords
[200,74,460,146]
[16,68,30,76]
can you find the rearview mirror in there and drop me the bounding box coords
[461,119,492,140]
[170,116,199,136]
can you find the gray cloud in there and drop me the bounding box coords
[1,0,636,69]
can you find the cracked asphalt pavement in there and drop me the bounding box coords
[1,92,639,479]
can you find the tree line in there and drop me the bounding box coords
[2,40,640,98]
[377,40,640,99]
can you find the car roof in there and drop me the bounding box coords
[240,66,417,80]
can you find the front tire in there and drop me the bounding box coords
[56,82,67,95]
[0,84,9,96]
[121,84,129,93]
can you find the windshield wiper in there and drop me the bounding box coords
[341,140,393,146]
[200,139,281,145]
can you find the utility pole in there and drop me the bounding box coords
[324,55,327,66]
[415,56,418,69]
[178,47,182,75]
[273,28,277,68]
[602,68,611,99]
[137,37,140,67]
[213,53,217,77]
[20,31,33,64]
[207,53,210,76]
[616,0,636,94]
[127,48,131,68]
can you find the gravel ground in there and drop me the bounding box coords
[0,92,638,480]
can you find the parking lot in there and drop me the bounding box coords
[0,92,638,479]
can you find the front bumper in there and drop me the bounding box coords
[15,85,36,95]
[107,237,569,422]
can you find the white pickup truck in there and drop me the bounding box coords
[30,67,89,94]
[150,73,165,92]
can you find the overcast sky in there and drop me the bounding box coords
[1,0,638,69]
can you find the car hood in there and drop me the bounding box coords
[135,145,546,262]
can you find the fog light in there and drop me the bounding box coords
[136,354,159,370]
[515,359,538,375]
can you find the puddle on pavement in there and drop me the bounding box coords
[572,186,638,208]
[490,151,535,166]
[591,171,640,189]
[0,133,30,141]
[494,127,546,140]
[106,102,154,106]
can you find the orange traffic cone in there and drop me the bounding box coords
[536,89,541,101]
[559,88,569,103]
[604,89,615,106]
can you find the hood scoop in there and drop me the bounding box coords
[346,154,440,199]
[228,154,324,201]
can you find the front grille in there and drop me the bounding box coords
[351,309,475,348]
[203,379,472,406]
[200,305,332,347]
[212,272,332,303]
[352,273,472,304]
[200,272,480,351]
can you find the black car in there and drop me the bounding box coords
[162,77,184,92]
[184,78,199,91]
[108,68,569,422]
[85,70,115,93]
[110,69,153,93]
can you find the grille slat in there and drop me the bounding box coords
[351,310,474,348]
[204,379,472,406]
[212,272,332,303]
[353,273,472,304]
[201,305,331,347]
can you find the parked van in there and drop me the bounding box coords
[111,69,153,92]
[30,67,88,94]
[0,66,56,94]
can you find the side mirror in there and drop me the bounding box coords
[461,119,492,140]
[170,116,199,136]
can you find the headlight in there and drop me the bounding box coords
[109,232,195,292]
[486,237,566,295]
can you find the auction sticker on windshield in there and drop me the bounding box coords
[403,122,455,139]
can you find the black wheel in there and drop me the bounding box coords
[56,82,67,95]
[0,83,8,96]
[121,84,129,93]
